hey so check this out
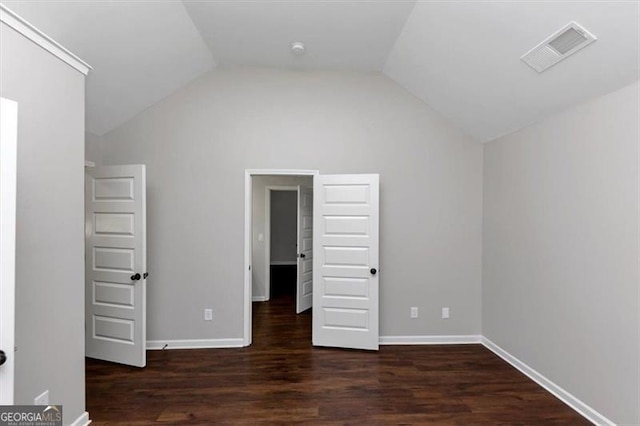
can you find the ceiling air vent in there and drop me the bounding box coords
[521,22,596,73]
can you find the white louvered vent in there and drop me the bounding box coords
[521,22,596,73]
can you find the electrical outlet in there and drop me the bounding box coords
[34,390,48,405]
[442,307,450,319]
[410,307,418,319]
[204,309,213,321]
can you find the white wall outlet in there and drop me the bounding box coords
[442,307,450,319]
[258,233,264,242]
[34,390,49,405]
[410,307,418,319]
[204,308,213,321]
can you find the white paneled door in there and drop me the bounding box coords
[296,186,313,313]
[312,174,379,350]
[85,165,147,367]
[0,98,18,404]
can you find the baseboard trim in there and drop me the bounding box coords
[481,337,614,426]
[147,338,244,350]
[379,335,481,345]
[252,296,268,302]
[69,411,91,426]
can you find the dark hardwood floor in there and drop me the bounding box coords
[87,279,589,425]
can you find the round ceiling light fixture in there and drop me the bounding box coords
[291,42,306,56]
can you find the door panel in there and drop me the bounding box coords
[313,174,379,350]
[94,213,134,235]
[86,165,146,367]
[296,186,313,313]
[93,281,134,307]
[93,247,135,271]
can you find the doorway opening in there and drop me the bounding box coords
[243,170,319,346]
[264,188,297,302]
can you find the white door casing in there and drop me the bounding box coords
[0,97,18,404]
[85,165,147,367]
[296,186,313,313]
[312,174,380,350]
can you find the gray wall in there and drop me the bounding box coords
[0,23,86,425]
[482,81,639,424]
[100,67,483,340]
[251,175,312,300]
[85,131,102,165]
[270,191,298,263]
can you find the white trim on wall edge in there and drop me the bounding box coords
[252,296,268,302]
[147,338,244,350]
[380,335,481,345]
[0,4,92,75]
[69,411,91,426]
[481,337,614,426]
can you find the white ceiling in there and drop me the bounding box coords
[182,0,415,72]
[3,0,215,136]
[383,1,640,142]
[2,1,638,141]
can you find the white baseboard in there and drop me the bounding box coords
[146,338,244,350]
[69,411,91,426]
[481,337,614,426]
[252,296,268,302]
[270,261,296,265]
[379,335,481,345]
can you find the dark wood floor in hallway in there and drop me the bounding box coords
[86,293,589,425]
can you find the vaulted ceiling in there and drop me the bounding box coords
[3,0,639,142]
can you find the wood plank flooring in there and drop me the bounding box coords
[86,293,589,425]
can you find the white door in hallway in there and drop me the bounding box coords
[0,97,18,403]
[312,174,379,350]
[85,165,147,367]
[296,186,313,313]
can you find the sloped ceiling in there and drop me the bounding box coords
[183,0,415,72]
[384,1,640,142]
[2,1,638,141]
[2,0,215,136]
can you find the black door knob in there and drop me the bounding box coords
[0,350,6,366]
[300,253,306,258]
[131,273,141,281]
[370,268,377,275]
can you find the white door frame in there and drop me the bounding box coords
[264,186,298,302]
[0,97,18,404]
[243,169,319,346]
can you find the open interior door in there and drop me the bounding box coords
[312,174,379,350]
[296,186,313,313]
[0,97,18,403]
[85,165,147,367]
